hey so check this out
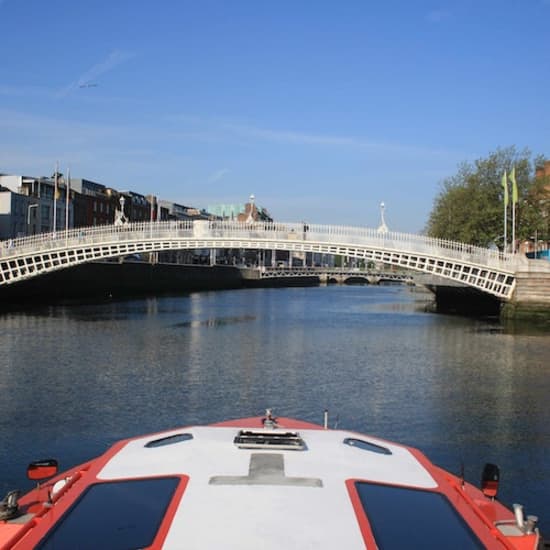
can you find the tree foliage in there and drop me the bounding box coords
[425,147,549,248]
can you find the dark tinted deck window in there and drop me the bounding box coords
[355,482,485,549]
[343,437,392,455]
[37,477,179,550]
[145,433,193,448]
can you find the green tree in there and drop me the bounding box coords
[519,166,550,244]
[425,147,547,248]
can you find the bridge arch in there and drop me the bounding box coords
[0,220,526,300]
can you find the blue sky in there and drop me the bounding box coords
[1,0,549,232]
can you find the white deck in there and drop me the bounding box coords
[98,426,437,549]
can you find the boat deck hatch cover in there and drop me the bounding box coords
[145,433,193,448]
[234,430,306,450]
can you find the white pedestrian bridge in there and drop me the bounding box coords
[0,220,536,300]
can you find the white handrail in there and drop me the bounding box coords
[1,220,535,299]
[0,220,523,272]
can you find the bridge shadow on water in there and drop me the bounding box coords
[2,260,548,336]
[0,262,242,309]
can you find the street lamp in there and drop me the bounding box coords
[115,196,127,225]
[377,202,389,233]
[246,194,256,223]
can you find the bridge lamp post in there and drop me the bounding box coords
[376,202,389,269]
[377,202,389,234]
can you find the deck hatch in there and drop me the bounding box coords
[353,482,484,549]
[343,437,392,455]
[35,477,180,550]
[234,430,306,450]
[145,433,193,448]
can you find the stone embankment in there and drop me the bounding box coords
[502,261,550,322]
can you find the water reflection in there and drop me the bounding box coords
[0,285,548,535]
[173,315,256,329]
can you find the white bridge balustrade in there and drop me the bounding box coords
[245,266,414,284]
[0,220,541,300]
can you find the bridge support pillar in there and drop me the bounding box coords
[502,265,550,323]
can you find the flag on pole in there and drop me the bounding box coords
[509,166,518,205]
[53,162,58,233]
[65,167,71,234]
[501,171,508,207]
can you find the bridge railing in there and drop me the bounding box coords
[0,221,194,257]
[214,221,519,270]
[0,220,520,271]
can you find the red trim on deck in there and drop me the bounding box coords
[345,479,376,549]
[150,476,189,549]
[2,431,188,550]
[346,466,538,550]
[2,417,539,550]
[3,474,190,550]
[0,524,24,549]
[407,446,527,549]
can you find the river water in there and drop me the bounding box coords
[1,285,549,536]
